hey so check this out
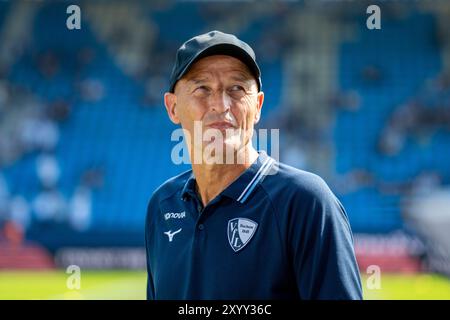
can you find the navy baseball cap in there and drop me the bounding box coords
[168,30,262,93]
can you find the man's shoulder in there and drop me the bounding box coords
[149,169,193,204]
[262,160,335,204]
[262,159,349,230]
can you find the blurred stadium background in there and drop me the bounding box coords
[0,0,450,300]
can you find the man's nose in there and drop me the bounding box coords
[210,90,231,113]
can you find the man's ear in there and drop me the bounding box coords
[164,92,180,124]
[254,91,264,124]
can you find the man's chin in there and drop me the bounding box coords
[200,142,251,165]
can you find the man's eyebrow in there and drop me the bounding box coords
[229,72,254,82]
[230,76,252,83]
[187,77,209,85]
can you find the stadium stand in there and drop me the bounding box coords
[0,1,449,274]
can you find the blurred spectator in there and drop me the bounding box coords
[78,78,105,102]
[0,84,62,166]
[378,125,405,156]
[9,195,30,231]
[143,74,166,107]
[0,80,9,113]
[69,186,92,232]
[46,100,71,122]
[81,167,105,189]
[328,90,361,111]
[361,65,383,84]
[281,137,307,169]
[379,100,450,156]
[435,72,450,91]
[333,169,375,195]
[32,186,67,223]
[36,153,60,189]
[77,46,96,68]
[409,171,443,196]
[37,50,60,79]
[0,134,21,166]
[379,102,421,155]
[402,186,450,276]
[20,116,60,152]
[0,173,9,226]
[2,221,24,246]
[376,170,443,196]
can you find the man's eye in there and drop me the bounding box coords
[231,85,244,92]
[196,86,209,92]
[230,84,245,94]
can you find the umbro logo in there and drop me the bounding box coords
[164,228,182,242]
[164,211,186,220]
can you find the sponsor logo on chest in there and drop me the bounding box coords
[164,211,186,221]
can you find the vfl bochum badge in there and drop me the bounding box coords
[227,218,258,252]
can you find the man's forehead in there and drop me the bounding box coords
[185,70,254,83]
[183,55,254,81]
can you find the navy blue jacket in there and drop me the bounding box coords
[145,151,362,299]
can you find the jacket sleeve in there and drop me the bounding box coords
[289,176,363,300]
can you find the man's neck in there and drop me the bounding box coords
[191,147,259,207]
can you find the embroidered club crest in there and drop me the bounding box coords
[227,218,258,252]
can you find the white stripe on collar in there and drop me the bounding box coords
[237,157,274,203]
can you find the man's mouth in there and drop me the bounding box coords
[206,121,236,130]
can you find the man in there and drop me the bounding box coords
[145,30,362,300]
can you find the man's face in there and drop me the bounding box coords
[164,55,264,163]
